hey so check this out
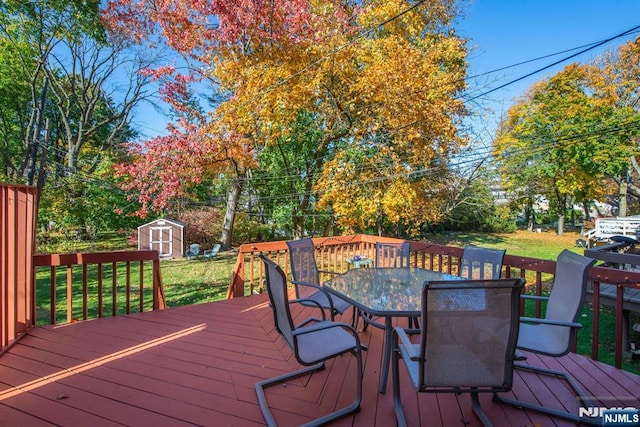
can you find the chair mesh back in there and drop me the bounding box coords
[546,250,597,324]
[287,239,320,286]
[375,242,410,268]
[261,255,296,350]
[420,279,523,390]
[460,245,505,279]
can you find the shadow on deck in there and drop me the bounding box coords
[0,294,637,426]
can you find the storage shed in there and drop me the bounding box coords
[138,218,185,259]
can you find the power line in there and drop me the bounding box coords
[466,25,640,102]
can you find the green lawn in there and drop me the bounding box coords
[427,229,584,260]
[159,251,238,307]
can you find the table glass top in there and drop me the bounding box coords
[323,267,461,315]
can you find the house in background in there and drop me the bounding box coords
[138,218,185,258]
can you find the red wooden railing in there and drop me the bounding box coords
[229,234,640,369]
[2,182,638,372]
[0,184,37,354]
[33,250,166,325]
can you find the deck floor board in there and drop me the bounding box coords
[0,293,638,426]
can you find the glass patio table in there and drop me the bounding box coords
[323,267,461,393]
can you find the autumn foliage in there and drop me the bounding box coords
[106,0,469,236]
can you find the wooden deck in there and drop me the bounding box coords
[0,293,638,426]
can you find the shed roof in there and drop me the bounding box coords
[137,218,185,230]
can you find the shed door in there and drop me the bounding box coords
[149,226,172,257]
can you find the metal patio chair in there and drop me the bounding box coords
[493,249,598,425]
[392,278,525,427]
[375,241,411,268]
[256,254,364,427]
[361,242,413,331]
[286,238,352,322]
[460,245,506,279]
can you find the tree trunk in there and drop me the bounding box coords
[292,213,304,239]
[556,191,566,236]
[526,196,535,232]
[557,214,565,236]
[323,207,334,237]
[582,200,591,221]
[619,176,628,217]
[221,174,243,249]
[25,78,49,185]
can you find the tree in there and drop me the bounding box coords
[249,111,332,238]
[0,36,32,181]
[1,0,104,185]
[495,63,640,234]
[316,143,454,237]
[0,0,155,235]
[596,36,640,215]
[106,0,468,241]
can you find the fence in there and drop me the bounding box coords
[33,250,166,325]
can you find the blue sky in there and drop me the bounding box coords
[456,0,640,135]
[132,1,640,141]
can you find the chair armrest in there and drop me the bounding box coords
[291,279,322,290]
[392,326,420,361]
[290,298,327,322]
[520,316,582,329]
[291,280,336,314]
[360,313,386,330]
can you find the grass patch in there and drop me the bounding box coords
[159,251,237,307]
[428,229,584,260]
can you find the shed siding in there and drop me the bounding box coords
[137,219,184,258]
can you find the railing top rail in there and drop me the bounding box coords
[596,216,640,223]
[33,250,160,266]
[238,235,370,254]
[0,182,38,192]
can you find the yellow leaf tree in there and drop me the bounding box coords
[215,0,468,236]
[107,0,468,238]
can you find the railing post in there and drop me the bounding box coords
[591,281,600,361]
[153,258,166,310]
[615,285,624,369]
[228,254,245,298]
[50,265,57,325]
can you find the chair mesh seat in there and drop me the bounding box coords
[296,322,360,364]
[516,323,571,355]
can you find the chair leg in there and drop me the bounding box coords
[350,306,358,329]
[392,342,408,427]
[361,311,372,331]
[470,390,493,427]
[493,362,601,426]
[255,349,363,427]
